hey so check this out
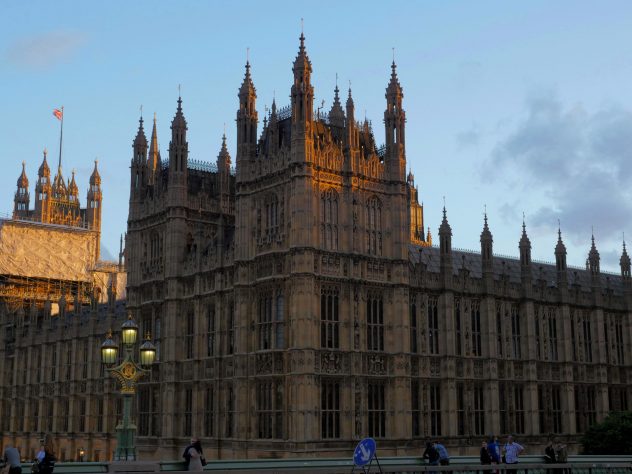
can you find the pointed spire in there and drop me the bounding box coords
[69,169,79,196]
[439,204,451,235]
[17,161,29,188]
[480,208,492,242]
[133,114,147,149]
[239,58,256,99]
[292,29,312,75]
[620,234,631,278]
[480,208,493,272]
[147,113,160,176]
[171,92,187,134]
[38,148,50,177]
[329,76,345,127]
[386,58,403,98]
[555,220,566,255]
[217,132,231,172]
[90,159,101,186]
[588,229,600,275]
[519,214,532,272]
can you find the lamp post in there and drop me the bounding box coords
[101,314,156,461]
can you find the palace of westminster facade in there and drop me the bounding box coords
[1,34,631,461]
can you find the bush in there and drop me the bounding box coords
[581,411,632,455]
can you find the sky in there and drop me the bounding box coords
[2,1,632,272]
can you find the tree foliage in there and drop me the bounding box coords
[581,411,632,455]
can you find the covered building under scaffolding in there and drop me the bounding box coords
[0,210,127,461]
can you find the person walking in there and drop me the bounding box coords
[480,440,493,465]
[503,435,524,474]
[487,436,500,464]
[544,439,556,463]
[3,445,21,474]
[182,438,204,471]
[554,438,568,474]
[422,441,439,474]
[434,440,450,466]
[37,435,56,474]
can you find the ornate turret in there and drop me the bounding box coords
[13,161,30,218]
[345,87,356,149]
[588,232,600,276]
[480,212,493,275]
[133,115,148,163]
[555,224,568,287]
[217,133,231,174]
[621,238,631,280]
[131,115,148,191]
[68,170,79,202]
[236,60,258,177]
[291,33,314,131]
[384,60,406,181]
[439,206,452,274]
[329,82,345,129]
[168,95,189,198]
[147,114,161,185]
[52,163,67,199]
[519,217,531,279]
[35,149,52,221]
[86,159,102,256]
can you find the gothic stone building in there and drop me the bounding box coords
[124,34,631,460]
[2,34,630,463]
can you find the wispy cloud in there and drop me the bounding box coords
[5,31,87,71]
[488,90,632,249]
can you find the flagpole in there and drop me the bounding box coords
[58,106,64,170]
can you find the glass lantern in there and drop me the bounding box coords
[139,336,157,367]
[101,333,118,365]
[121,315,139,345]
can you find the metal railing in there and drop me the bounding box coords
[16,457,632,473]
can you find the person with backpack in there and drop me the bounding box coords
[182,438,205,471]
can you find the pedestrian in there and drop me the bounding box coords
[182,437,205,471]
[554,438,568,474]
[36,435,56,474]
[422,441,439,474]
[503,435,524,474]
[480,440,492,465]
[544,439,556,463]
[434,440,450,466]
[3,445,21,474]
[487,435,501,464]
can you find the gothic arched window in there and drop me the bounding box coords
[365,196,382,256]
[321,188,339,250]
[262,193,280,239]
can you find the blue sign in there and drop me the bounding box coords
[353,437,376,466]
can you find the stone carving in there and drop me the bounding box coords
[256,353,273,374]
[320,351,343,374]
[430,358,440,377]
[367,355,387,375]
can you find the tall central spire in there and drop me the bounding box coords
[291,31,314,129]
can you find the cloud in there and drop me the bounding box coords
[455,125,481,149]
[5,31,87,71]
[489,91,632,248]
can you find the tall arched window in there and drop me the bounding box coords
[320,189,338,250]
[365,196,382,256]
[263,193,280,238]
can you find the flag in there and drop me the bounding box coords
[53,108,63,121]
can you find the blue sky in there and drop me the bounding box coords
[2,1,632,272]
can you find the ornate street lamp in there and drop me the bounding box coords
[101,314,156,461]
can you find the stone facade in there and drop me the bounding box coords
[1,34,630,463]
[124,34,630,460]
